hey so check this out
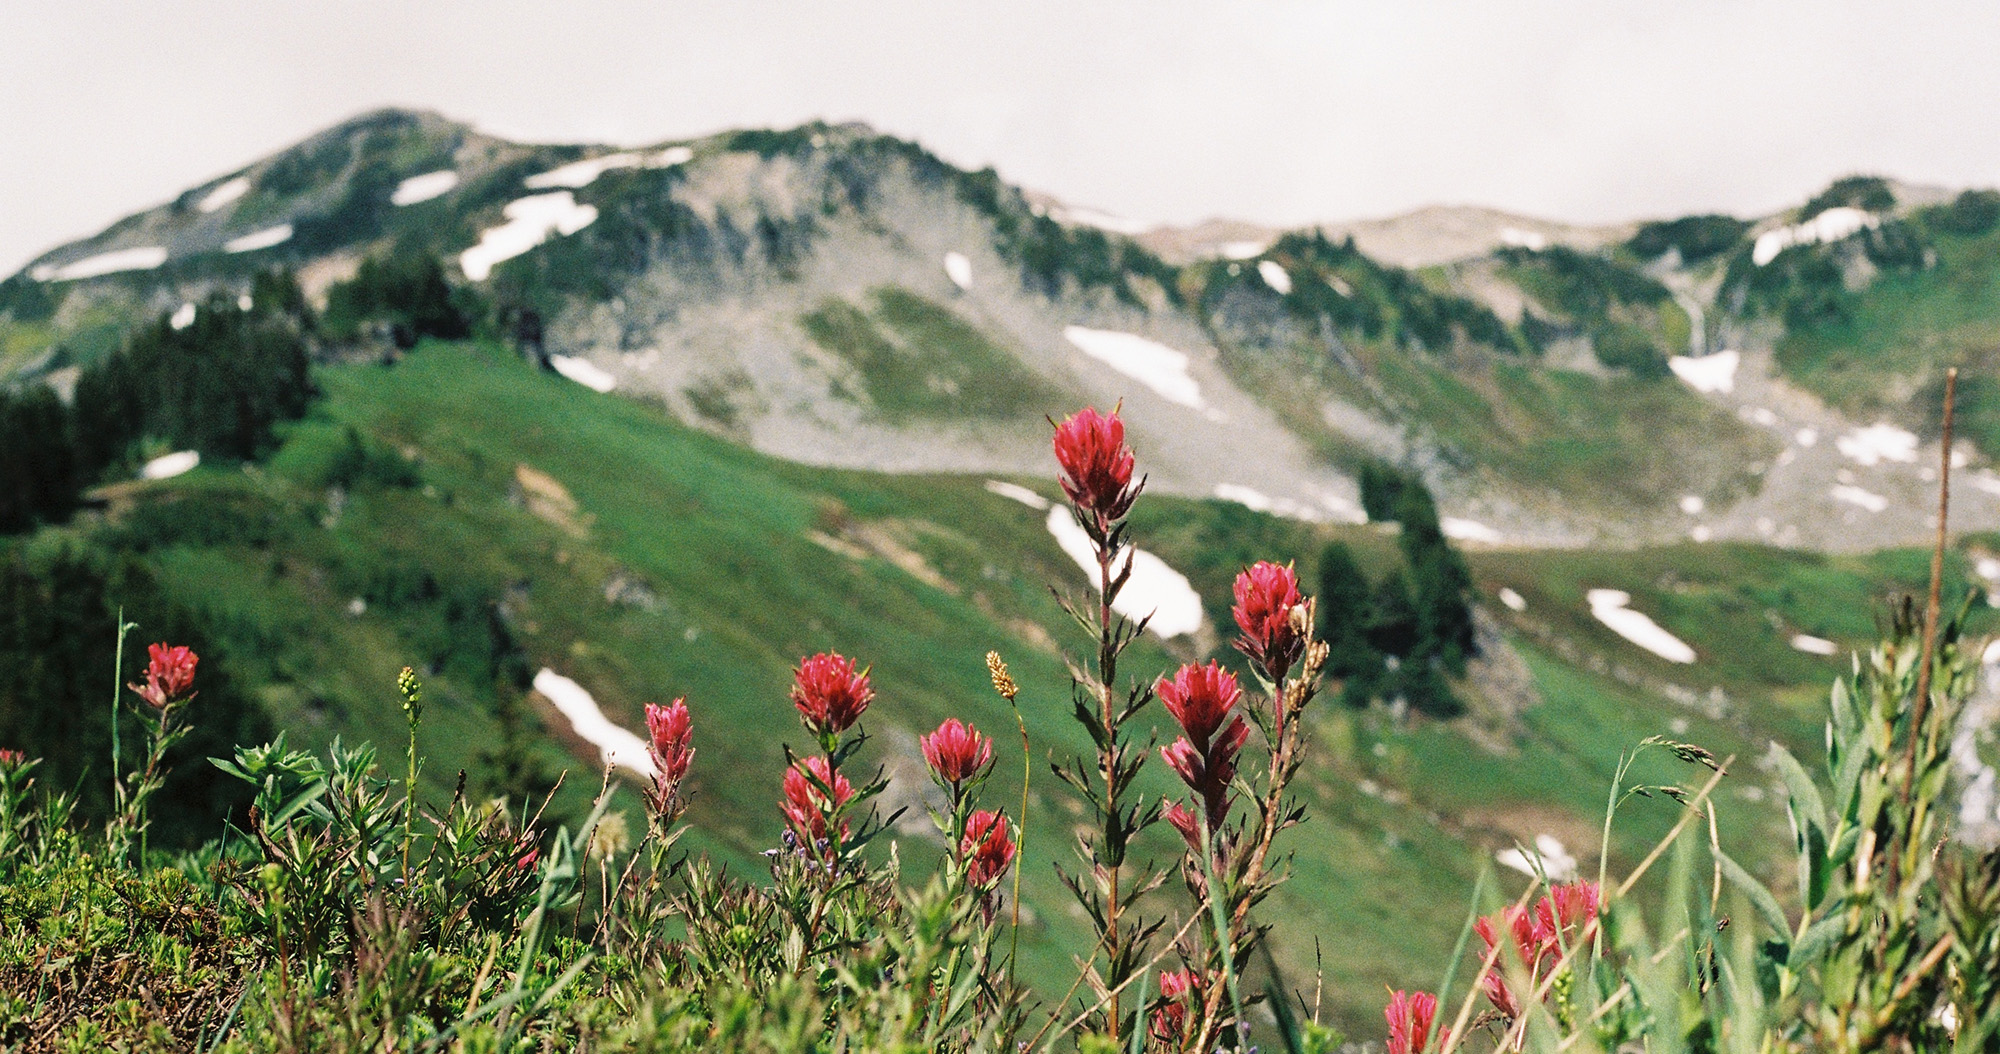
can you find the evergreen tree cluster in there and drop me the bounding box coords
[1320,465,1477,718]
[320,251,472,348]
[0,271,316,533]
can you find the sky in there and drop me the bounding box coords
[6,0,2000,274]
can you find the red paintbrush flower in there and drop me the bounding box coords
[961,809,1016,886]
[1151,969,1200,1044]
[921,718,994,786]
[790,652,873,736]
[645,699,694,783]
[1536,880,1602,949]
[1163,799,1203,854]
[1232,561,1306,680]
[1156,661,1242,750]
[1052,407,1140,523]
[780,755,855,844]
[1385,989,1438,1054]
[0,749,23,768]
[128,643,198,709]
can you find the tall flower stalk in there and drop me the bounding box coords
[1158,561,1328,1052]
[107,642,199,861]
[1049,405,1162,1045]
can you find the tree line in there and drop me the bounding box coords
[1317,462,1477,718]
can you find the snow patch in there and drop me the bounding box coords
[1499,227,1548,251]
[1791,634,1839,656]
[196,177,250,213]
[1213,483,1324,521]
[460,192,598,281]
[984,480,1050,510]
[392,170,459,206]
[140,451,200,480]
[1753,206,1880,266]
[652,146,694,168]
[225,224,293,253]
[1497,587,1527,612]
[532,668,657,777]
[525,151,644,190]
[1587,589,1696,664]
[1220,240,1271,261]
[1051,205,1154,236]
[1668,350,1739,394]
[550,355,617,393]
[943,251,972,291]
[1796,428,1819,447]
[1497,834,1577,881]
[1045,507,1203,638]
[1442,518,1504,544]
[1256,260,1292,295]
[169,303,196,330]
[1061,326,1205,409]
[1679,495,1705,515]
[1831,485,1889,512]
[1836,423,1919,466]
[35,246,168,281]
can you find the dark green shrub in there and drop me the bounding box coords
[1626,215,1750,265]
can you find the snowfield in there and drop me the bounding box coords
[526,152,644,190]
[1668,350,1739,394]
[1061,326,1205,409]
[1213,483,1324,521]
[1044,507,1203,638]
[392,170,459,206]
[984,480,1050,510]
[1586,589,1696,663]
[943,251,972,291]
[460,192,598,281]
[1442,518,1504,544]
[32,246,169,282]
[550,355,617,393]
[141,451,200,480]
[1050,205,1153,236]
[1752,206,1879,266]
[224,224,293,253]
[1497,834,1578,881]
[1836,423,1919,466]
[532,668,657,777]
[1256,260,1292,295]
[1830,485,1889,513]
[1499,227,1549,251]
[1220,240,1271,261]
[196,177,251,214]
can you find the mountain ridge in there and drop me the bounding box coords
[8,108,2000,553]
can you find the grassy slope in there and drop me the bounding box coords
[1775,223,2000,452]
[76,339,1982,1036]
[1214,327,1774,520]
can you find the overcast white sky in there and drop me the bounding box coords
[6,0,2000,274]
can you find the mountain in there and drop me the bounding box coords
[4,109,2000,1039]
[10,110,2000,553]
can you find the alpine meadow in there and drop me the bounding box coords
[3,101,2000,1053]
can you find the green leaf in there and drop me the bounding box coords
[1717,849,1790,938]
[1769,743,1826,839]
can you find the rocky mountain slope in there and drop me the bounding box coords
[6,110,2000,551]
